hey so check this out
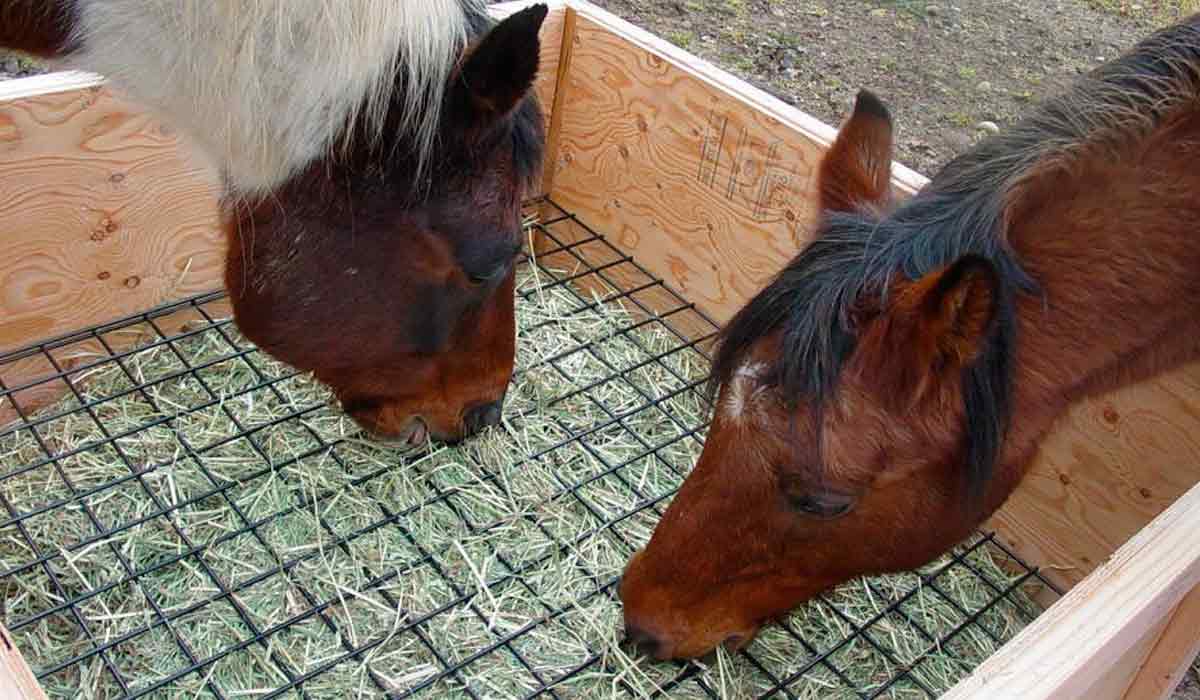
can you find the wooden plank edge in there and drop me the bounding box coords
[0,70,103,102]
[489,0,568,19]
[539,5,578,198]
[1123,584,1200,700]
[1087,613,1173,700]
[533,6,579,254]
[0,624,47,700]
[492,1,570,207]
[943,481,1200,700]
[561,0,929,196]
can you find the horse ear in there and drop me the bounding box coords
[911,256,999,367]
[818,90,895,213]
[452,4,547,128]
[859,255,999,407]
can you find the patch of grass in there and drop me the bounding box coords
[768,30,802,49]
[722,0,748,17]
[868,0,931,19]
[947,110,973,127]
[667,30,696,50]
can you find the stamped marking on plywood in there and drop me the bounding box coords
[698,111,795,222]
[725,125,749,201]
[698,108,727,188]
[755,139,793,220]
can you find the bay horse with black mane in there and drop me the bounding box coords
[0,1,547,445]
[621,14,1200,660]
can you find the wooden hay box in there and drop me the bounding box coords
[1,1,1198,698]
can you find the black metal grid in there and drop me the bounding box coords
[0,197,1062,699]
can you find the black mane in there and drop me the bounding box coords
[445,1,545,192]
[710,13,1200,498]
[507,94,548,192]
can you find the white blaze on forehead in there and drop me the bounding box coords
[721,362,770,421]
[64,0,486,194]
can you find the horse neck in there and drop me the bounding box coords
[994,108,1200,493]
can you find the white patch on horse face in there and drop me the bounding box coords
[65,0,486,194]
[721,362,770,422]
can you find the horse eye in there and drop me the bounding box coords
[789,492,855,519]
[466,250,520,286]
[467,262,509,286]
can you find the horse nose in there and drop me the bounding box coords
[623,624,663,659]
[463,399,503,435]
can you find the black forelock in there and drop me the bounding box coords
[708,196,1024,502]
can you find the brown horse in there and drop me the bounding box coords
[620,14,1200,660]
[0,1,547,445]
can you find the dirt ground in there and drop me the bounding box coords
[2,0,1199,695]
[584,0,1196,174]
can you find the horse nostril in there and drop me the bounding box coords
[623,624,661,659]
[464,399,503,434]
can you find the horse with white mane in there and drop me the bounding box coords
[1,0,549,445]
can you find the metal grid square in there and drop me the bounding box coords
[0,198,1060,699]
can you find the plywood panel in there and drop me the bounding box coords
[548,3,923,325]
[987,363,1200,591]
[0,624,47,700]
[0,75,226,370]
[1123,585,1200,700]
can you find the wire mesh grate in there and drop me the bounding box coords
[0,198,1061,699]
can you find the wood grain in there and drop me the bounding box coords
[548,2,922,325]
[945,482,1200,700]
[986,362,1200,591]
[1087,611,1172,700]
[0,77,227,414]
[0,624,47,700]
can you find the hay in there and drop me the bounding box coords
[0,216,1050,699]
